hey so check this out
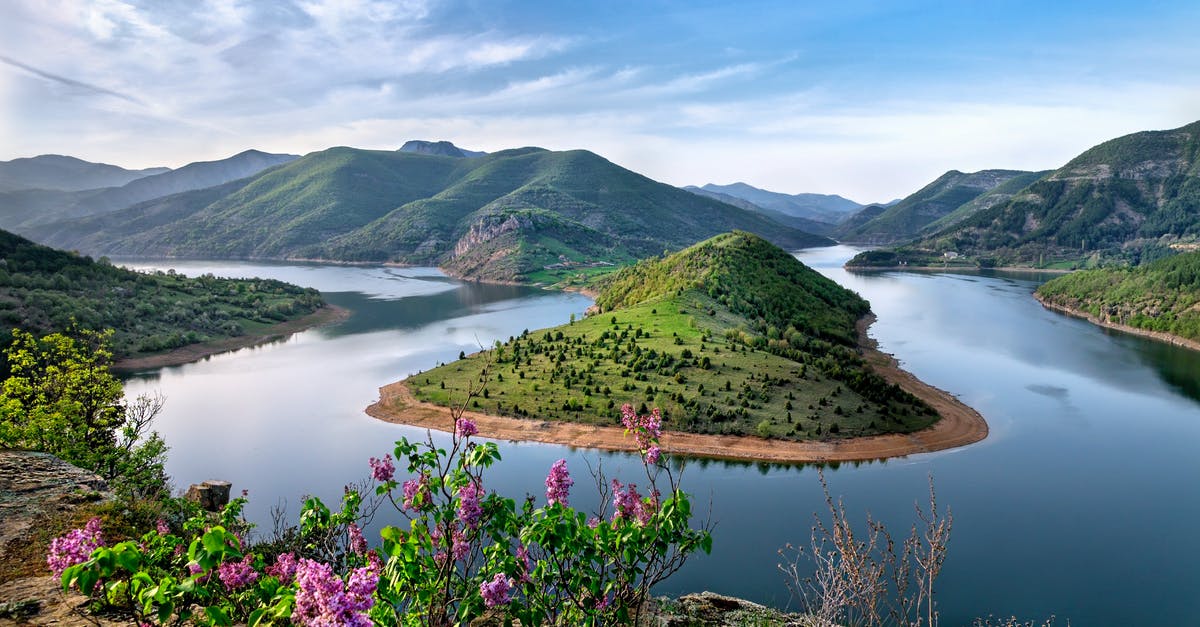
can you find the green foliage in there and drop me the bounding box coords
[1037,250,1200,341]
[0,329,168,498]
[35,147,831,282]
[0,229,324,363]
[412,232,935,441]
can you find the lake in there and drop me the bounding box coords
[120,250,1200,626]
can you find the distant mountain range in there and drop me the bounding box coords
[29,146,832,283]
[0,150,298,230]
[836,169,1041,244]
[682,185,838,236]
[692,182,863,224]
[0,155,169,193]
[848,119,1200,268]
[399,140,486,158]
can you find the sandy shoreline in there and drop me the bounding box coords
[1034,293,1200,352]
[111,304,350,372]
[365,314,989,464]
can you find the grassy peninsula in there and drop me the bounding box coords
[1036,250,1200,345]
[0,229,328,366]
[403,232,935,442]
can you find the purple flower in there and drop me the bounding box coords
[455,417,478,438]
[458,481,484,530]
[480,573,514,608]
[645,445,662,465]
[451,529,470,562]
[516,544,533,583]
[544,459,574,506]
[611,480,652,524]
[369,455,395,483]
[402,474,431,511]
[347,522,368,556]
[155,518,170,535]
[47,517,104,578]
[621,404,664,460]
[218,554,259,590]
[267,552,299,582]
[292,558,378,627]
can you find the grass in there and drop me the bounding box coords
[410,291,935,441]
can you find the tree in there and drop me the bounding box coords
[0,328,169,499]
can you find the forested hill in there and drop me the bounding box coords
[407,231,935,442]
[848,119,1200,269]
[1036,249,1200,342]
[595,231,868,345]
[29,147,831,283]
[0,229,323,362]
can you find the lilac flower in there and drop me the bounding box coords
[611,480,649,524]
[621,404,664,460]
[451,529,470,562]
[369,455,395,483]
[267,552,299,582]
[347,522,368,556]
[292,558,378,627]
[544,459,573,506]
[218,554,259,590]
[187,561,211,583]
[155,518,170,535]
[645,445,662,465]
[455,417,478,438]
[480,573,514,608]
[47,517,104,578]
[402,474,431,511]
[516,544,534,583]
[458,481,484,530]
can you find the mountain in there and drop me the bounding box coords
[401,231,935,441]
[919,170,1049,235]
[0,150,298,231]
[32,147,833,283]
[682,186,836,236]
[698,183,862,223]
[399,140,486,158]
[852,120,1200,268]
[836,204,888,236]
[836,169,1037,244]
[0,229,323,363]
[0,155,169,192]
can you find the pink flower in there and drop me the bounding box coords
[369,455,395,483]
[155,518,170,535]
[544,459,573,506]
[47,517,104,578]
[458,481,484,530]
[292,558,378,627]
[347,523,368,556]
[611,480,653,524]
[621,404,664,461]
[645,445,662,465]
[267,552,299,582]
[480,573,514,608]
[217,554,259,590]
[402,474,432,511]
[455,417,478,438]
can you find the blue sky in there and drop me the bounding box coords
[1,0,1198,201]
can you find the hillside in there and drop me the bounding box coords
[698,183,862,223]
[850,120,1200,268]
[683,186,836,236]
[0,229,325,365]
[0,150,297,231]
[836,169,1036,244]
[32,147,832,283]
[399,140,485,158]
[0,155,168,193]
[405,232,935,441]
[1036,250,1200,343]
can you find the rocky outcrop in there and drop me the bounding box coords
[453,213,536,257]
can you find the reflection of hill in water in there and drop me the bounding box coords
[323,282,551,336]
[1122,331,1200,403]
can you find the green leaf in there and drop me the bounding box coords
[205,605,232,626]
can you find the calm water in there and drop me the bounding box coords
[120,252,1200,626]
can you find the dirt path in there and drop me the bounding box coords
[365,315,988,463]
[111,304,350,372]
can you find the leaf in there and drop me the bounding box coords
[205,605,232,626]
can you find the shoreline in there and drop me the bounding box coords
[111,304,351,372]
[845,264,1072,274]
[364,314,989,464]
[1034,293,1200,352]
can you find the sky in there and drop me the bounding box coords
[1,0,1199,203]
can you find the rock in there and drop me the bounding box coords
[184,480,232,511]
[647,591,813,626]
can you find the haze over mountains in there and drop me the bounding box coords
[0,155,169,193]
[27,145,831,283]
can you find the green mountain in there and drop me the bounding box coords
[404,231,935,441]
[0,228,324,364]
[0,150,297,231]
[835,204,888,236]
[920,170,1049,234]
[398,140,486,158]
[1036,249,1200,342]
[698,183,862,223]
[853,120,1200,268]
[33,147,832,283]
[836,169,1036,244]
[0,155,169,193]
